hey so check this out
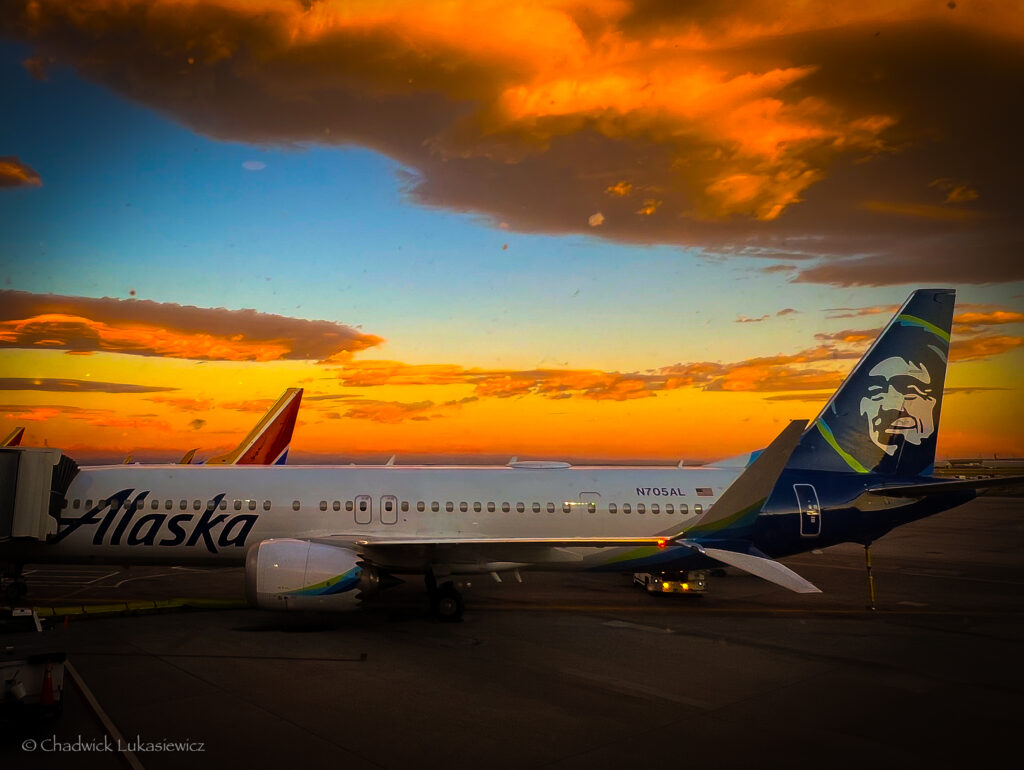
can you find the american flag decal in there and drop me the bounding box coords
[696,487,714,497]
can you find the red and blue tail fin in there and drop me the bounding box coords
[206,388,303,466]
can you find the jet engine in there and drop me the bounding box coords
[245,538,381,611]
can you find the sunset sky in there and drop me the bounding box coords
[1,0,1022,464]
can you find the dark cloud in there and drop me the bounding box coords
[0,290,383,361]
[2,2,1021,285]
[0,377,177,393]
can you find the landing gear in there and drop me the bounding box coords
[425,572,464,622]
[2,564,28,604]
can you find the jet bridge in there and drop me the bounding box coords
[0,447,78,543]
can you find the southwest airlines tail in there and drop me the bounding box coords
[1,427,25,448]
[205,387,303,466]
[786,289,955,477]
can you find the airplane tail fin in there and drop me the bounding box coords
[786,289,955,477]
[2,427,25,448]
[206,388,303,465]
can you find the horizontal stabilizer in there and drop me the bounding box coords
[869,474,1024,498]
[681,542,821,594]
[681,419,807,539]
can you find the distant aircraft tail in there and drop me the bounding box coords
[1,427,25,448]
[786,289,955,477]
[206,388,303,465]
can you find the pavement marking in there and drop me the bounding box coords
[560,667,712,710]
[602,619,675,634]
[65,660,145,770]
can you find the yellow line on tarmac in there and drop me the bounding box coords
[33,598,247,617]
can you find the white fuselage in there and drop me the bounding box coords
[46,463,739,568]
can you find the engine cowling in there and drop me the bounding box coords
[245,538,379,611]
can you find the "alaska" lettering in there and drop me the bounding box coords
[52,490,257,554]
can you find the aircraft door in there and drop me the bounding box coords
[380,495,398,525]
[354,494,372,525]
[794,484,822,537]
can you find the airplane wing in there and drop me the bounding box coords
[867,475,1024,498]
[206,387,303,465]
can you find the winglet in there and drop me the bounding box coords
[1,427,25,447]
[680,420,807,540]
[206,388,303,465]
[178,448,198,465]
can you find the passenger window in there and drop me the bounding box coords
[532,502,540,513]
[502,502,510,513]
[86,499,93,509]
[320,500,328,511]
[417,501,425,512]
[234,500,242,511]
[194,500,202,511]
[219,500,227,510]
[637,503,646,514]
[293,500,301,511]
[401,501,409,513]
[248,500,256,511]
[432,502,440,512]
[459,502,467,513]
[180,499,187,510]
[609,503,617,514]
[516,502,525,513]
[679,503,688,514]
[666,504,674,514]
[150,499,159,510]
[346,501,354,512]
[263,500,271,511]
[359,500,368,513]
[73,499,81,510]
[333,501,341,512]
[546,502,555,513]
[694,504,703,515]
[165,500,173,510]
[651,504,660,514]
[473,502,481,513]
[562,502,571,513]
[623,503,632,514]
[487,502,495,512]
[588,502,596,513]
[446,502,454,513]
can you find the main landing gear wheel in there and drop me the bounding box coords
[426,577,464,623]
[435,582,464,622]
[4,579,28,603]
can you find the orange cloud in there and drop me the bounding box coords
[0,291,383,361]
[950,334,1024,362]
[953,310,1024,335]
[8,1,1021,283]
[0,156,42,188]
[146,395,216,412]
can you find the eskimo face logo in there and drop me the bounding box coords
[858,356,938,455]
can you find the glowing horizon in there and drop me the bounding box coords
[1,1,1021,463]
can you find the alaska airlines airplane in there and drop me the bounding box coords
[1,291,1019,618]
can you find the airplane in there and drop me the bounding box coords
[1,290,1020,617]
[1,427,25,448]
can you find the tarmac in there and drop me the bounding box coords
[2,495,1022,769]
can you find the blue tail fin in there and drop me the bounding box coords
[786,289,955,477]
